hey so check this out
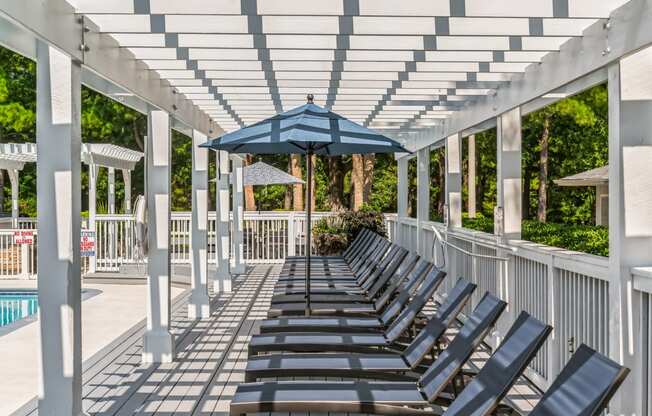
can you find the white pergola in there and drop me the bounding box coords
[0,0,651,414]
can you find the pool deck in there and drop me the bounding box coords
[6,265,541,415]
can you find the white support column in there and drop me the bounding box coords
[107,167,115,214]
[231,154,245,274]
[88,163,98,273]
[122,169,132,214]
[7,168,19,223]
[142,108,175,363]
[396,157,408,247]
[606,48,652,416]
[107,166,115,259]
[214,150,231,292]
[446,134,462,229]
[35,41,83,415]
[188,130,210,319]
[416,148,430,257]
[496,108,522,240]
[494,107,522,345]
[468,134,477,218]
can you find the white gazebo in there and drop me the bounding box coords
[555,165,609,226]
[0,142,143,228]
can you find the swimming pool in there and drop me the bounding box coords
[0,291,38,328]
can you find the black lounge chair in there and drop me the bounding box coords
[278,236,390,281]
[230,311,551,415]
[260,256,428,333]
[272,245,408,304]
[528,344,629,416]
[284,227,372,265]
[245,292,506,382]
[250,277,473,355]
[266,264,446,318]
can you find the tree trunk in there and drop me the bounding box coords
[362,154,375,205]
[522,166,532,220]
[350,154,364,211]
[327,156,344,211]
[310,154,316,212]
[244,155,256,211]
[0,170,4,214]
[291,154,303,211]
[537,116,551,223]
[284,157,292,210]
[437,151,446,217]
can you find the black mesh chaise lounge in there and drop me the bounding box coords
[260,257,430,333]
[245,292,506,382]
[267,256,437,318]
[271,245,409,304]
[249,278,474,355]
[528,344,629,416]
[230,311,551,415]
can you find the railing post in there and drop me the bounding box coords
[605,51,652,415]
[287,211,296,257]
[35,40,83,414]
[546,254,560,386]
[88,163,98,273]
[20,243,29,279]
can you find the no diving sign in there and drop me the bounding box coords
[80,230,96,257]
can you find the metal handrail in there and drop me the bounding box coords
[431,226,513,265]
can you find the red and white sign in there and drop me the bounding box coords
[80,230,96,257]
[13,230,34,245]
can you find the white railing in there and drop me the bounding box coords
[0,211,336,276]
[385,216,610,391]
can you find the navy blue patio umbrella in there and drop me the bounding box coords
[201,95,410,315]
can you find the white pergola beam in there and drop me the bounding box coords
[188,129,210,319]
[445,133,462,229]
[35,41,83,414]
[0,0,219,136]
[408,0,652,151]
[142,108,175,363]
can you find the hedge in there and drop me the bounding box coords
[461,216,608,257]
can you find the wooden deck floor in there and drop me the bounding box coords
[28,264,541,415]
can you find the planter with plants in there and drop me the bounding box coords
[313,209,387,256]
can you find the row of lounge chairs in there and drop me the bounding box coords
[230,229,629,415]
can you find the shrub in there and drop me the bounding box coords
[313,209,387,255]
[462,216,608,257]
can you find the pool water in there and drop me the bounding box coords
[0,291,38,328]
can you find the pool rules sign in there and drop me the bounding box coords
[80,230,96,257]
[13,230,34,245]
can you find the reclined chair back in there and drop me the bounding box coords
[349,233,384,271]
[374,255,426,314]
[383,268,448,342]
[342,228,369,259]
[416,293,506,392]
[351,237,389,276]
[529,344,629,416]
[357,244,404,288]
[361,247,409,297]
[442,311,552,415]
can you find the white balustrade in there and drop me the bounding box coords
[384,215,611,391]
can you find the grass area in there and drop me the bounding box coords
[462,216,608,257]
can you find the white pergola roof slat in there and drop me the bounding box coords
[59,0,631,133]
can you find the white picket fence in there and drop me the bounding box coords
[0,211,334,276]
[384,215,612,391]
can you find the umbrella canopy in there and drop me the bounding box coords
[243,161,305,186]
[202,96,409,316]
[201,98,409,156]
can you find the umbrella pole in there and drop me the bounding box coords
[305,151,313,316]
